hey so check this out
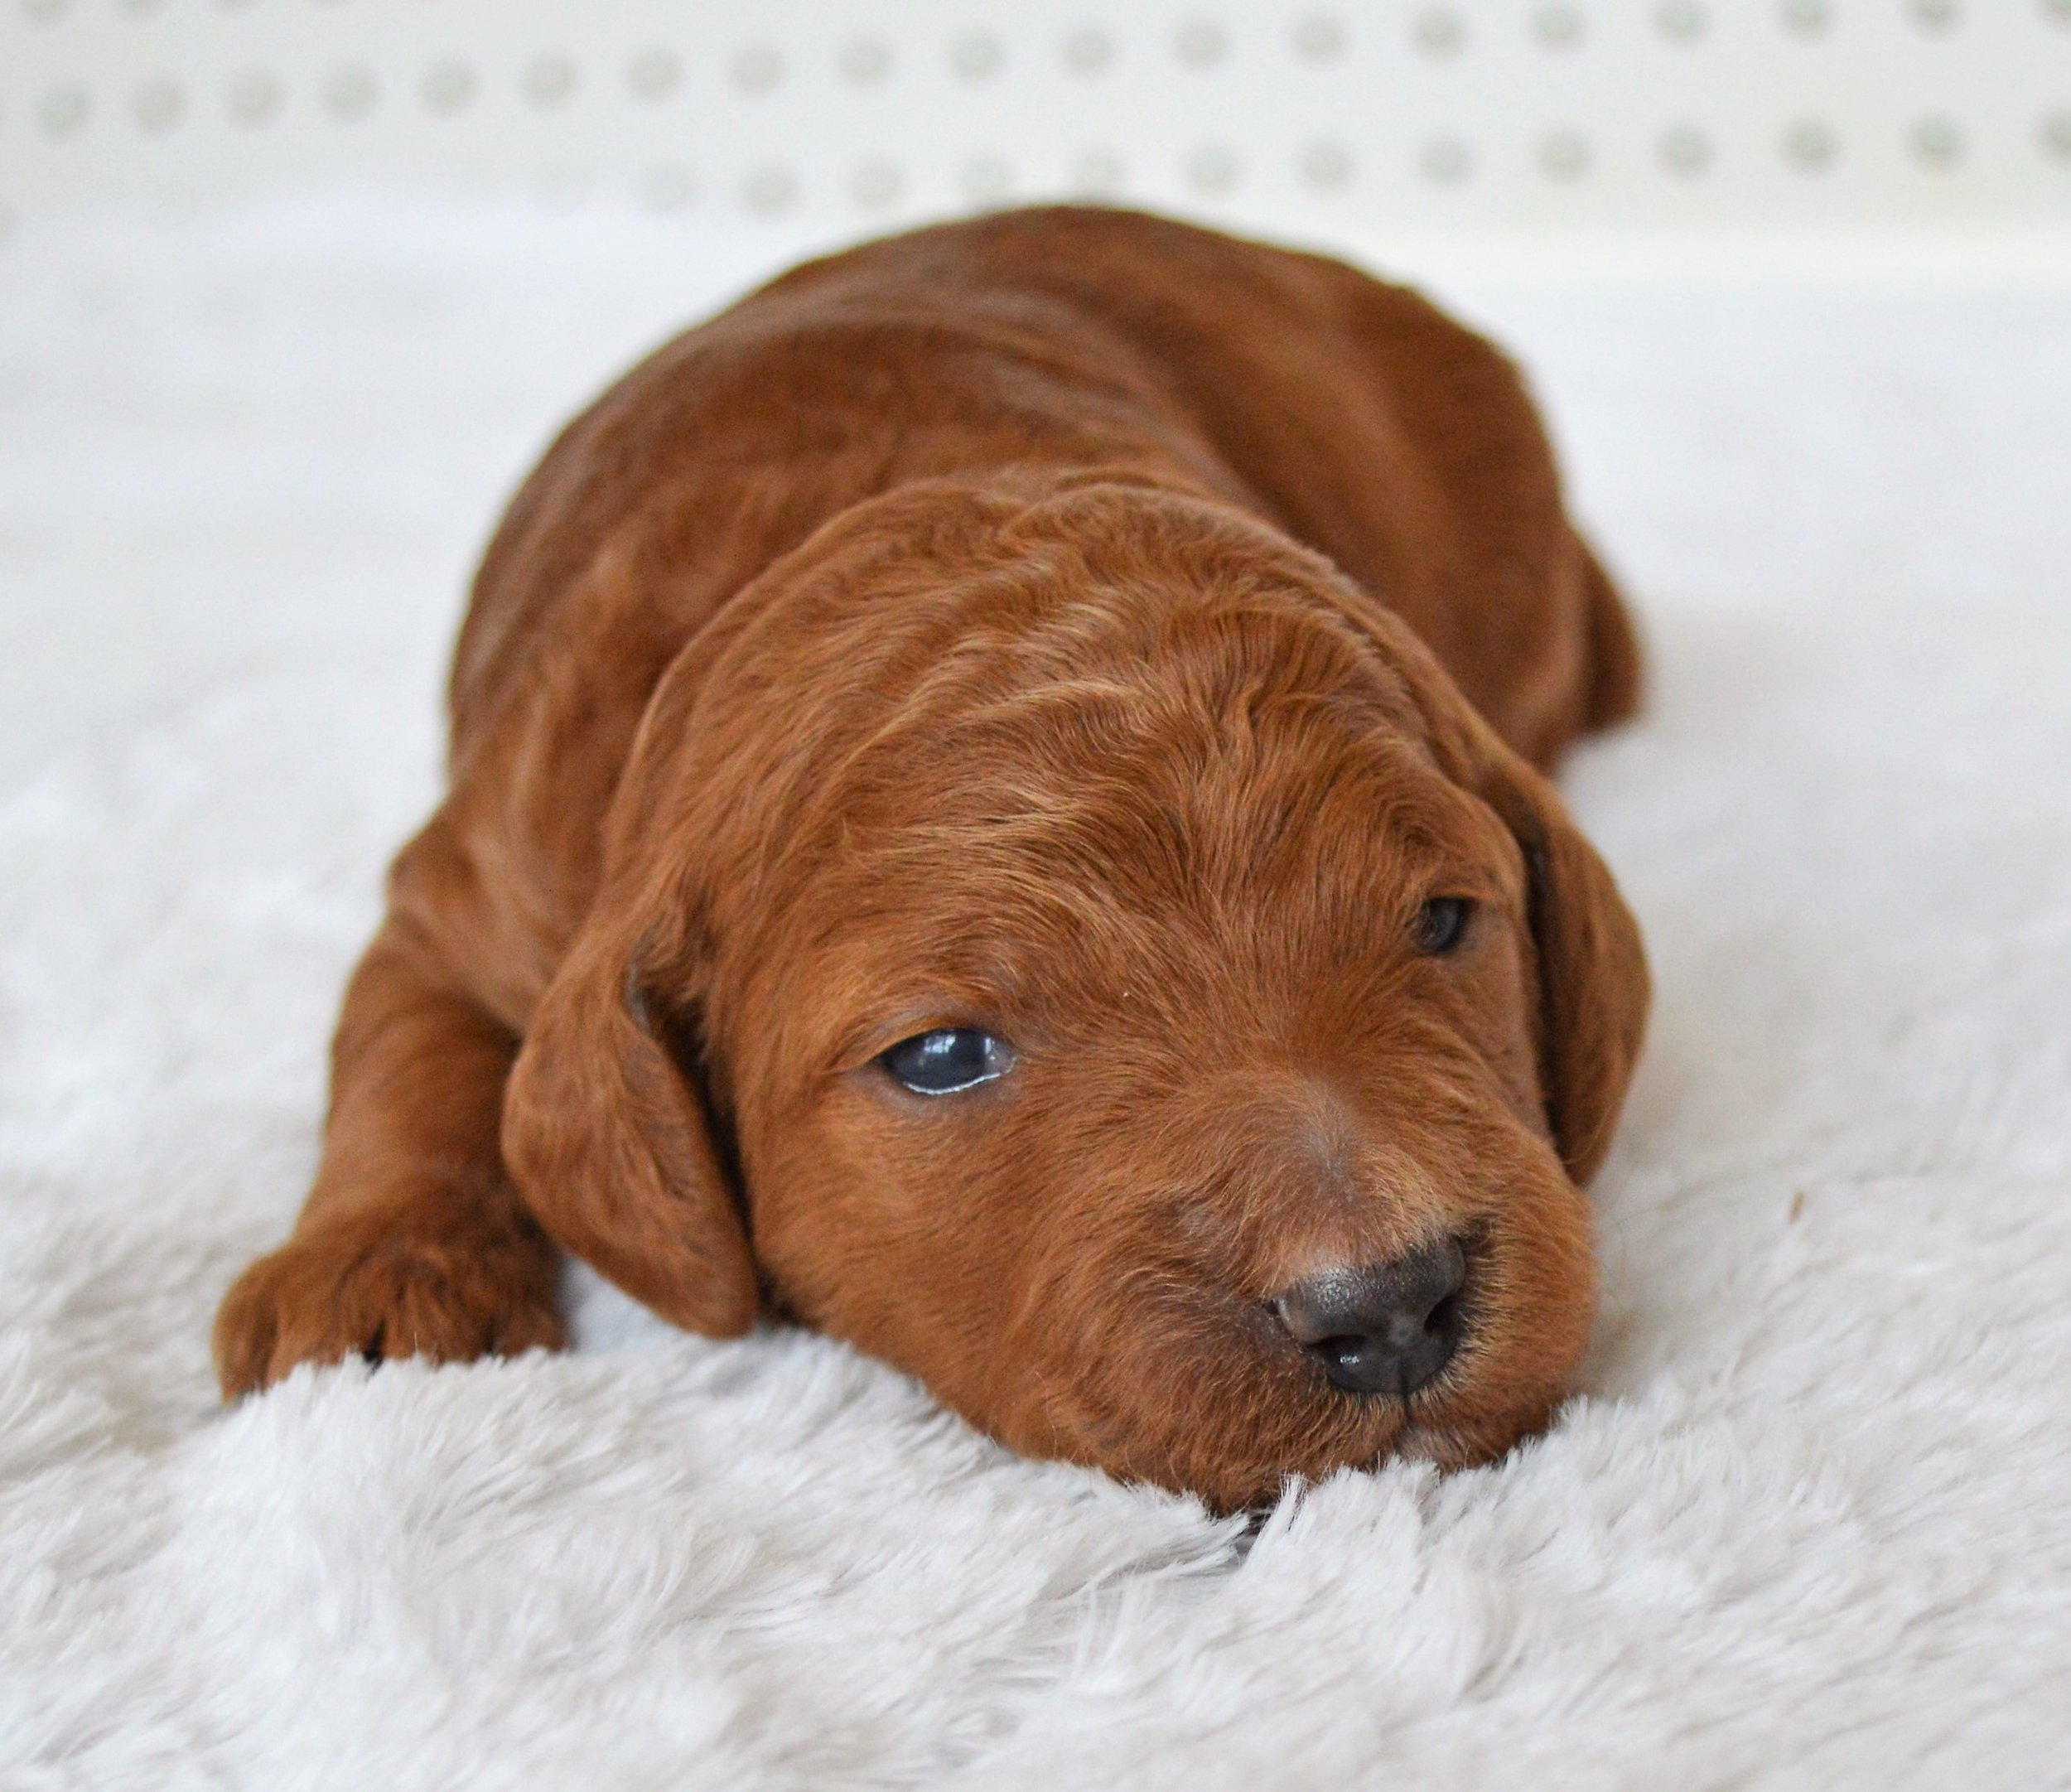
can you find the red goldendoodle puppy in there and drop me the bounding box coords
[215,206,1648,1510]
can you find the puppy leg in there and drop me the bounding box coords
[213,920,565,1398]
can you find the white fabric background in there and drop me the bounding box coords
[2,203,2069,1786]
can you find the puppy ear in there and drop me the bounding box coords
[1315,580,1649,1184]
[502,886,759,1336]
[1480,753,1650,1185]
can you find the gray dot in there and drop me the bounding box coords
[1173,17,1228,67]
[1533,4,1585,48]
[321,65,377,122]
[39,83,90,137]
[1070,148,1127,197]
[838,36,892,83]
[1656,0,1707,41]
[1659,123,1711,174]
[2045,0,2071,24]
[851,158,904,208]
[1419,135,1473,183]
[1779,0,1831,37]
[118,0,165,15]
[1539,128,1591,179]
[1298,138,1353,189]
[214,0,259,11]
[536,168,593,212]
[1292,11,1347,60]
[1062,26,1113,75]
[523,53,578,108]
[637,164,697,212]
[22,0,69,20]
[741,164,797,214]
[225,68,282,127]
[1908,0,1958,27]
[1909,114,1963,168]
[2044,109,2071,161]
[731,42,783,94]
[949,31,1004,80]
[1185,142,1241,194]
[627,46,680,101]
[961,153,1013,206]
[421,60,476,116]
[133,78,185,133]
[1412,7,1466,56]
[1783,117,1839,170]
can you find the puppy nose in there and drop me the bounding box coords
[1272,1239,1469,1398]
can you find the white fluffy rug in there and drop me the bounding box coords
[3,205,2069,1789]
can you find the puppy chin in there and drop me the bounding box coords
[1009,1311,1583,1512]
[997,1374,1389,1515]
[1386,1403,1560,1476]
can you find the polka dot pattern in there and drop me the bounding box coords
[321,65,376,123]
[730,44,782,97]
[1291,13,1344,64]
[946,31,1002,82]
[132,78,182,136]
[522,55,577,110]
[1659,124,1711,177]
[1412,8,1467,57]
[419,60,475,118]
[1062,27,1113,77]
[1780,0,1833,41]
[1656,2,1707,46]
[1784,117,1842,173]
[625,48,678,104]
[1420,136,1472,185]
[1172,18,1227,70]
[837,37,891,85]
[0,7,2065,238]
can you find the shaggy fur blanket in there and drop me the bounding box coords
[2,208,2067,1789]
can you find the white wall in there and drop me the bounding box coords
[4,1,2070,266]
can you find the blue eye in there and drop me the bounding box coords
[881,1028,1016,1096]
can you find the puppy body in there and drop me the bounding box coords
[216,208,1647,1509]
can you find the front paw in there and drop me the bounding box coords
[212,1207,566,1398]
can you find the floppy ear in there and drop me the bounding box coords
[1312,574,1649,1185]
[502,879,759,1336]
[1480,751,1650,1186]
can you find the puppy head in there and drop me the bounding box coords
[505,483,1647,1510]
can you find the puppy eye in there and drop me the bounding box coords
[880,1028,1016,1096]
[1415,896,1474,955]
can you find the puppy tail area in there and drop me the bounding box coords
[1577,537,1644,734]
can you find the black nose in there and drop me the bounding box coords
[1272,1239,1469,1398]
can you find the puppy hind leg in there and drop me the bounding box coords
[1577,535,1644,733]
[212,921,566,1398]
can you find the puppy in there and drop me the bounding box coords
[215,206,1648,1511]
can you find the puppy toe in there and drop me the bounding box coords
[211,1256,285,1400]
[213,1215,564,1398]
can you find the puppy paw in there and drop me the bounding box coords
[212,1205,566,1398]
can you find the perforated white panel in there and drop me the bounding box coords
[3,1,2069,257]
